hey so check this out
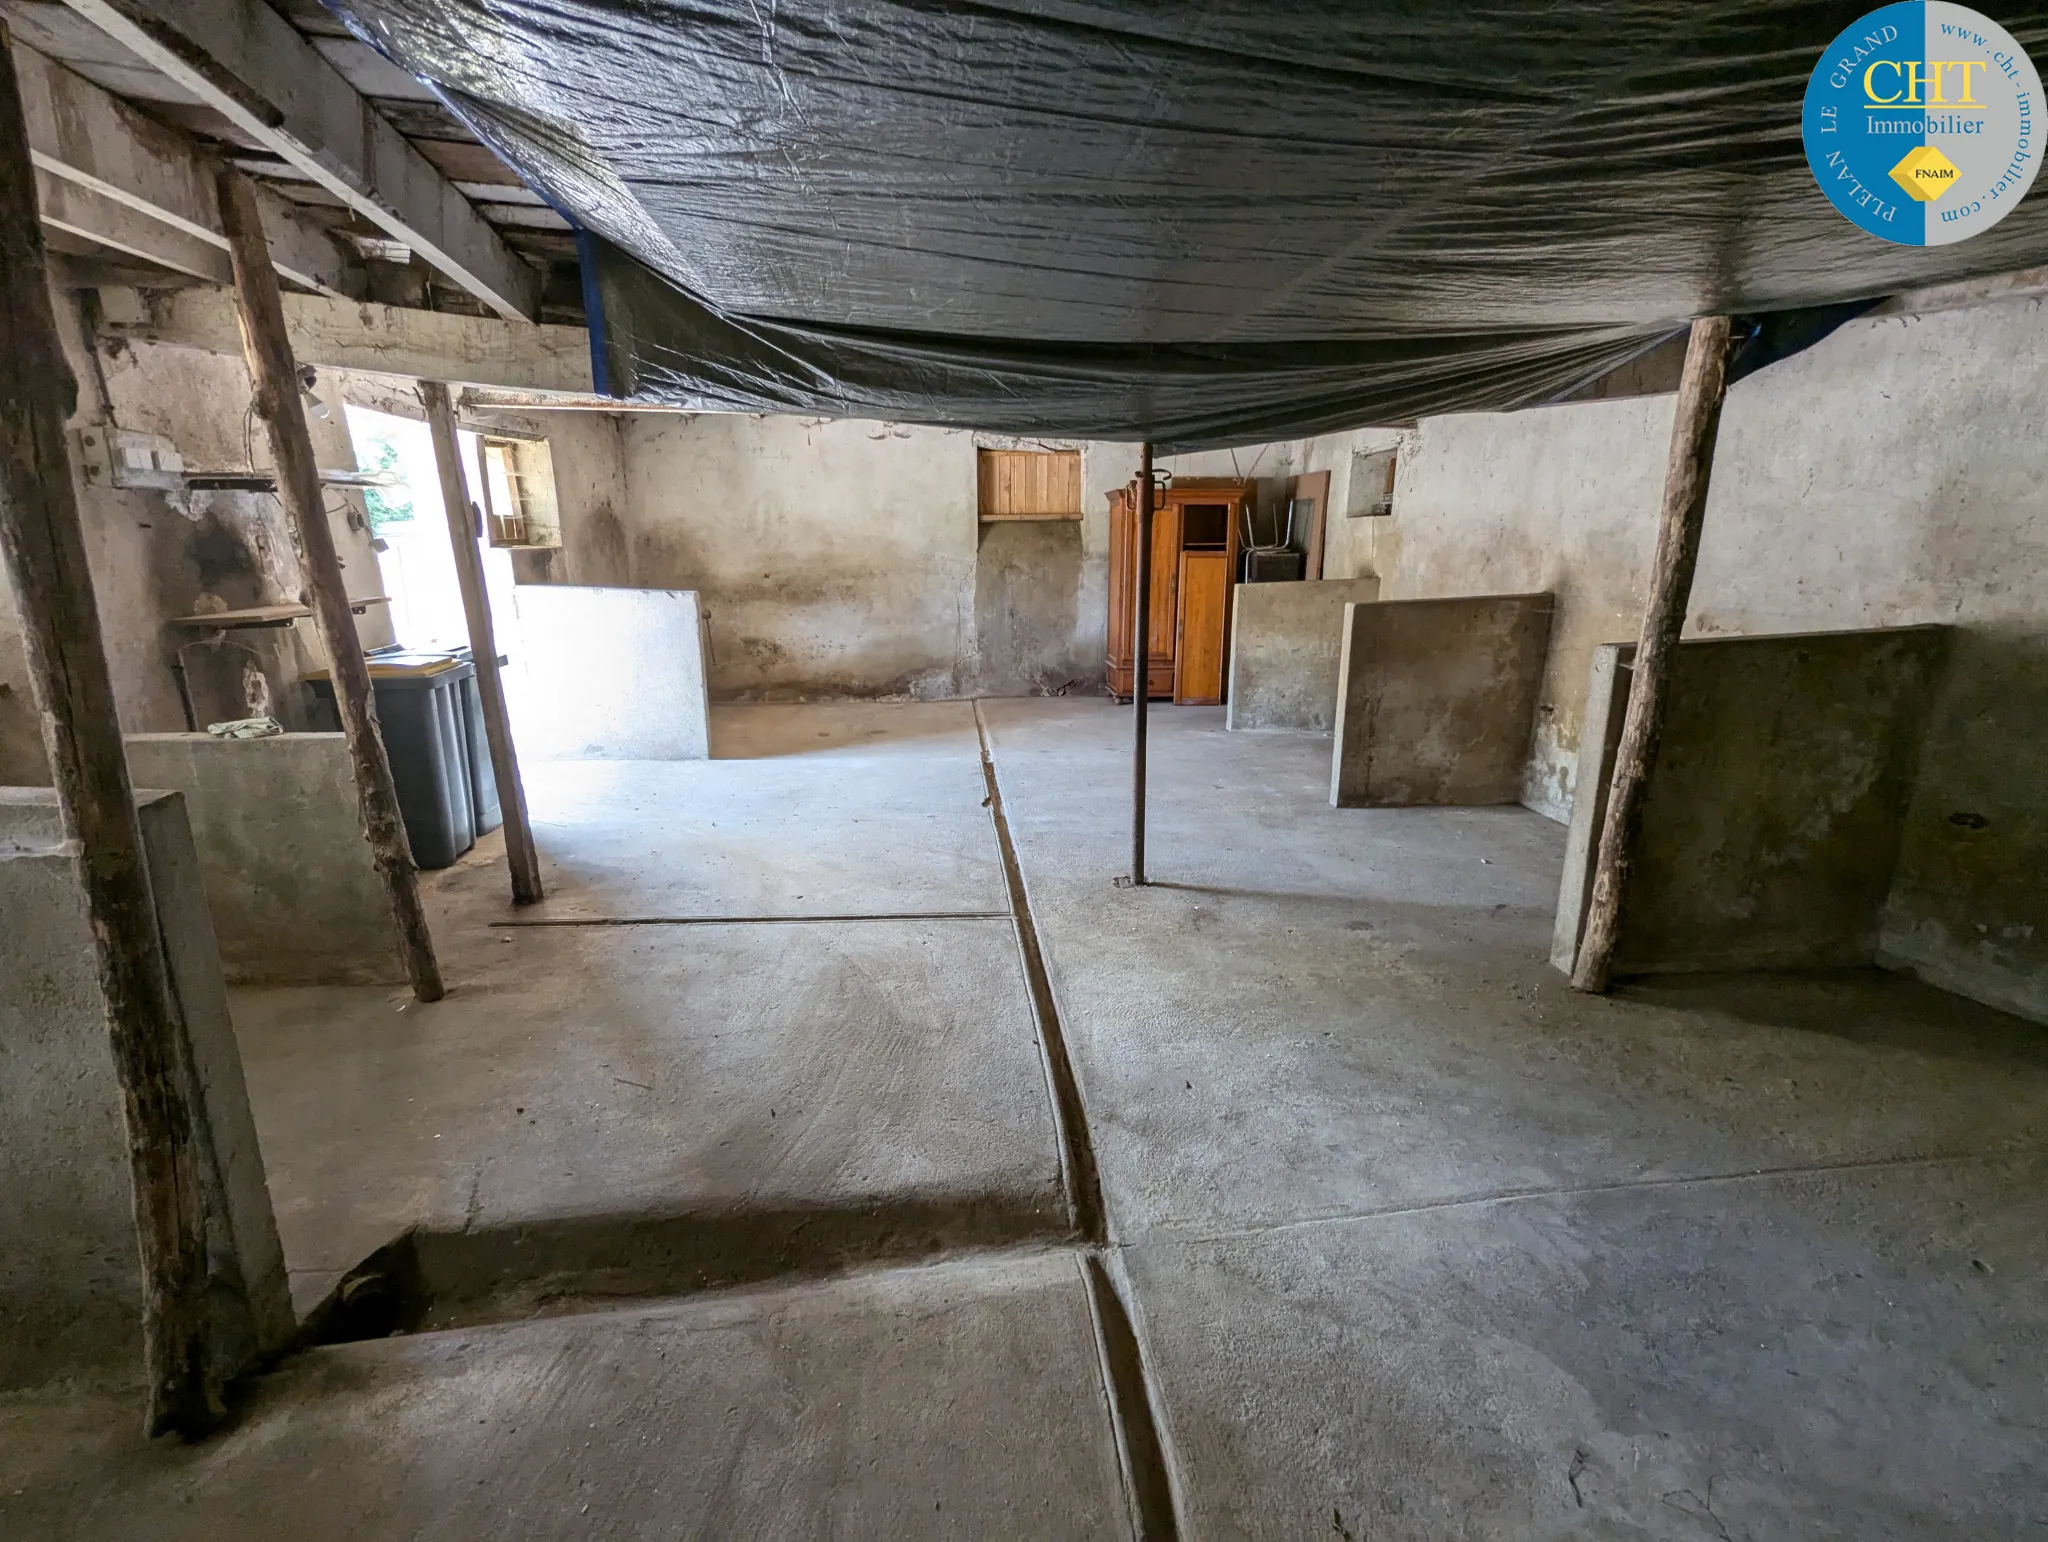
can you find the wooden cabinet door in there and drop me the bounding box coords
[1147,501,1181,693]
[1107,487,1183,700]
[1174,549,1231,704]
[1106,489,1133,681]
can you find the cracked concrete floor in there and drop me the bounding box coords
[5,699,2047,1539]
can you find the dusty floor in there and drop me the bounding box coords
[4,699,2046,1538]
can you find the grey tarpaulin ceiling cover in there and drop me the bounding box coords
[327,0,2048,448]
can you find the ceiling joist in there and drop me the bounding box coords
[15,39,354,294]
[55,0,540,321]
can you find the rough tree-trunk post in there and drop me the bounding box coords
[215,168,444,1001]
[421,380,543,905]
[1571,315,1737,993]
[0,28,217,1437]
[1128,441,1155,887]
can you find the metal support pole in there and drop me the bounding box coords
[1129,441,1154,887]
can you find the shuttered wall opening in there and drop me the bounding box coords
[977,448,1082,520]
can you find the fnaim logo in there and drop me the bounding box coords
[1803,2,2041,244]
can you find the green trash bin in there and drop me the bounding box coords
[303,651,477,869]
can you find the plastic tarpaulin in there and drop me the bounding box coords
[327,0,2048,448]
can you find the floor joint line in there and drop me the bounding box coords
[974,702,1183,1542]
[488,911,1010,928]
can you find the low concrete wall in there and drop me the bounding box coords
[510,585,710,759]
[1227,578,1380,733]
[126,734,402,987]
[1552,626,1952,980]
[1329,594,1553,807]
[1879,625,2048,1024]
[0,788,292,1391]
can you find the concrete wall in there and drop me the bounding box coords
[1369,298,2048,1020]
[0,285,392,784]
[487,411,634,589]
[0,788,291,1390]
[524,417,1155,701]
[1880,626,2048,1023]
[523,420,1413,706]
[1329,594,1553,808]
[1552,629,1950,980]
[508,586,710,759]
[1226,578,1381,733]
[125,733,403,986]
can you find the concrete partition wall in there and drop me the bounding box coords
[0,789,292,1390]
[126,734,402,986]
[1329,593,1553,806]
[1552,626,1952,980]
[510,585,710,759]
[1226,578,1380,733]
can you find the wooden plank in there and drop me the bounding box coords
[35,165,230,281]
[216,167,444,1002]
[421,380,543,906]
[1289,468,1331,581]
[15,39,354,294]
[1173,549,1231,705]
[108,285,592,392]
[1105,485,1131,692]
[1146,499,1180,676]
[1571,315,1736,994]
[0,27,217,1437]
[60,0,538,319]
[977,447,1081,518]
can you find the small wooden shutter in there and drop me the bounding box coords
[977,448,1082,519]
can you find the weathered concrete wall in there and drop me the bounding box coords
[1375,301,2048,822]
[124,733,403,986]
[1329,594,1553,807]
[0,286,392,783]
[509,586,710,759]
[1227,578,1381,733]
[1879,625,2048,1023]
[529,417,1123,700]
[1373,298,2048,1019]
[524,423,1405,705]
[615,416,980,699]
[488,411,633,590]
[973,519,1089,697]
[0,788,291,1390]
[1552,628,1951,980]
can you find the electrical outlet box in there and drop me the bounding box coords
[71,427,184,491]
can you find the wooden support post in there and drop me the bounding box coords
[421,380,543,905]
[215,168,444,1002]
[1571,315,1736,994]
[1127,442,1154,887]
[0,27,217,1437]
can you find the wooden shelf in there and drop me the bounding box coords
[168,597,388,630]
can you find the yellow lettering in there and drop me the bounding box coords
[1865,59,1902,103]
[1904,59,1924,104]
[1950,59,1988,104]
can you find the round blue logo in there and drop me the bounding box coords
[1804,2,2042,244]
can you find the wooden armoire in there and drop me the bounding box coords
[1106,477,1251,704]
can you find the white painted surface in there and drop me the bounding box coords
[509,585,710,760]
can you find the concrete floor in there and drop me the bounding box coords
[5,699,2046,1538]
